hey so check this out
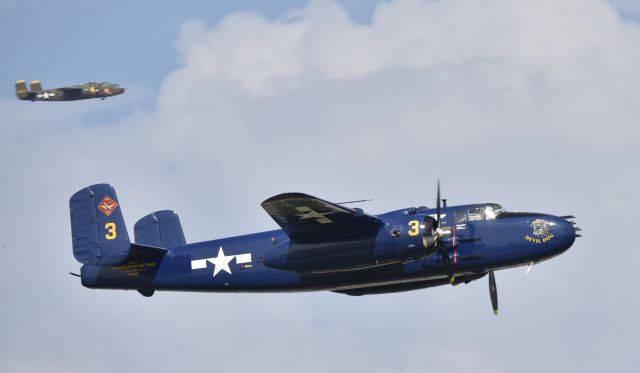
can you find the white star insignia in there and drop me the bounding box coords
[37,91,55,99]
[190,247,252,277]
[209,247,233,277]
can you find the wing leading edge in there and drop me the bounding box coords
[261,193,383,242]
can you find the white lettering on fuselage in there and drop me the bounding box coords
[191,246,252,277]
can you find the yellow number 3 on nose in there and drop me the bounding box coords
[105,222,117,240]
[408,220,420,236]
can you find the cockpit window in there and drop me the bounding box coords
[468,207,485,221]
[485,206,497,220]
[455,205,506,223]
[485,204,505,220]
[454,210,467,223]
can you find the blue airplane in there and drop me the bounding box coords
[69,183,579,314]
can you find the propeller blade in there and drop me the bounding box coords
[436,179,441,228]
[489,270,498,315]
[440,248,455,284]
[434,179,455,283]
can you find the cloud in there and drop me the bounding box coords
[152,0,640,157]
[136,0,640,225]
[169,0,632,91]
[1,0,640,372]
[611,0,640,19]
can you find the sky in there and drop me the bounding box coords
[0,0,639,372]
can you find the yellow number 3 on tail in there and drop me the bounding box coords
[104,222,117,240]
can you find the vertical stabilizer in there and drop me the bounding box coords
[134,210,186,248]
[15,80,29,99]
[29,80,42,92]
[70,184,131,266]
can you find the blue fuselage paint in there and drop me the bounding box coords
[80,204,576,294]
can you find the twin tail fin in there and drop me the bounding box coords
[15,80,29,99]
[70,184,186,266]
[70,184,131,266]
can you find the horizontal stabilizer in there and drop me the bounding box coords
[261,193,383,242]
[129,243,168,256]
[134,210,186,248]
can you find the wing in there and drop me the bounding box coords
[57,87,85,94]
[261,193,383,242]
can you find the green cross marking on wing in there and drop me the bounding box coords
[295,206,334,224]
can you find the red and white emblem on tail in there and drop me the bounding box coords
[97,195,118,216]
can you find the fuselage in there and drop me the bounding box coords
[20,81,125,101]
[80,203,577,295]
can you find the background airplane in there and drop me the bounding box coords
[69,183,579,315]
[15,80,125,101]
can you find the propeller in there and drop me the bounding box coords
[423,181,498,315]
[436,180,455,284]
[489,270,498,315]
[86,82,99,96]
[435,179,441,228]
[422,180,456,284]
[424,180,499,314]
[86,82,111,96]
